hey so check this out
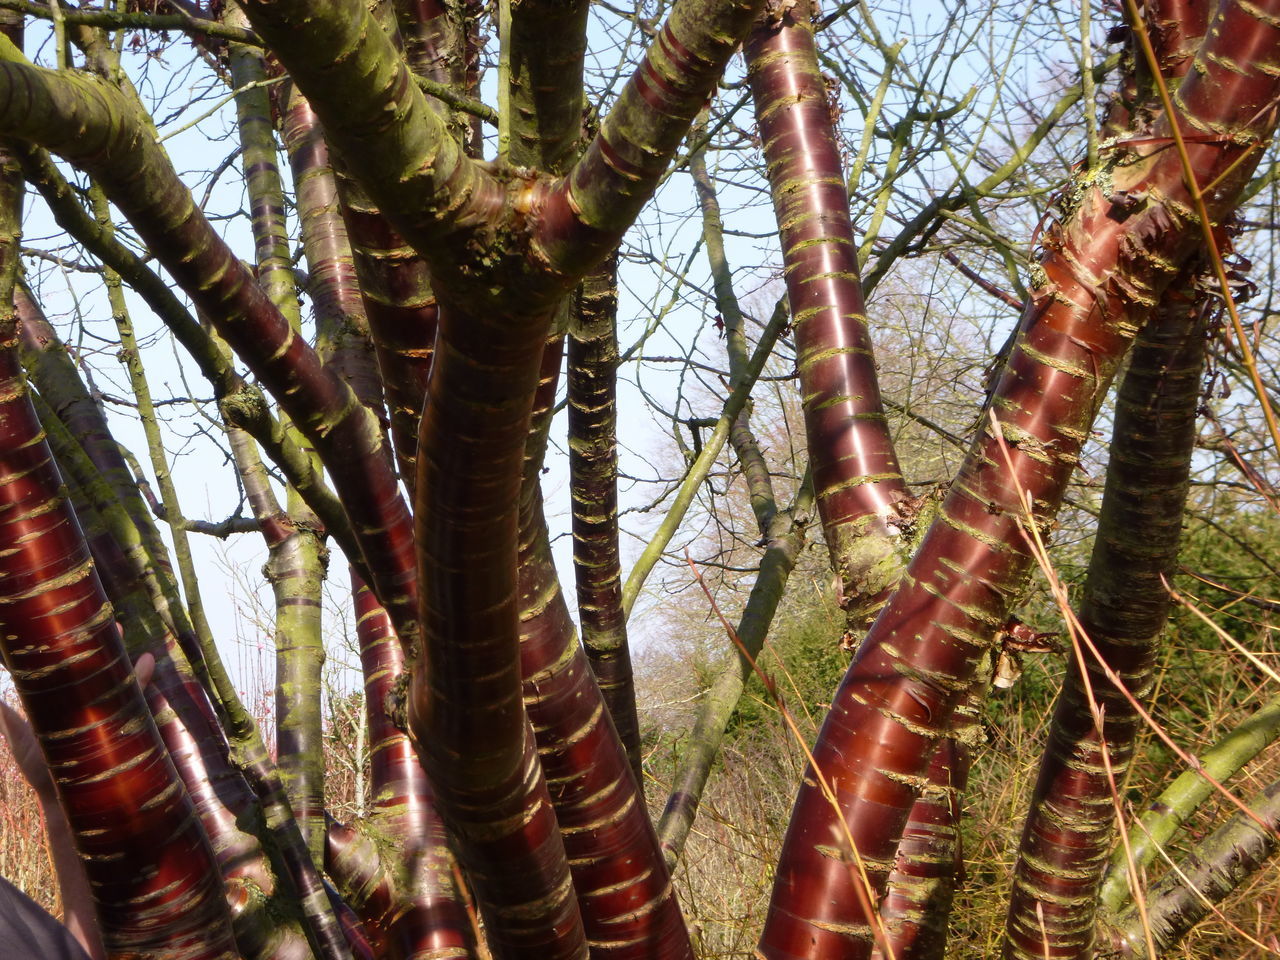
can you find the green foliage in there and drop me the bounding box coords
[1164,504,1280,714]
[724,582,851,745]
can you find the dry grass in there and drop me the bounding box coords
[640,593,1280,960]
[0,691,59,916]
[0,591,1275,957]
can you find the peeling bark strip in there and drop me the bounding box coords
[0,187,237,959]
[745,1,907,627]
[758,3,1280,958]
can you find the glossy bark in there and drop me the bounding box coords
[413,297,587,960]
[517,495,692,960]
[329,161,438,489]
[352,579,474,960]
[759,4,1280,957]
[1004,3,1211,953]
[33,395,316,960]
[745,1,907,625]
[567,253,643,785]
[0,154,238,958]
[745,9,971,955]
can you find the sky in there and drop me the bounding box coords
[3,0,1096,710]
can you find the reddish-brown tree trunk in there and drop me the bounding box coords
[759,4,1280,957]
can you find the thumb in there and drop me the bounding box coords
[134,652,156,692]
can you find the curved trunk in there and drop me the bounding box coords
[32,394,313,955]
[758,5,1280,957]
[517,495,693,960]
[745,2,908,626]
[278,89,388,445]
[412,298,587,960]
[22,287,352,957]
[331,162,438,490]
[276,76,437,493]
[505,318,691,960]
